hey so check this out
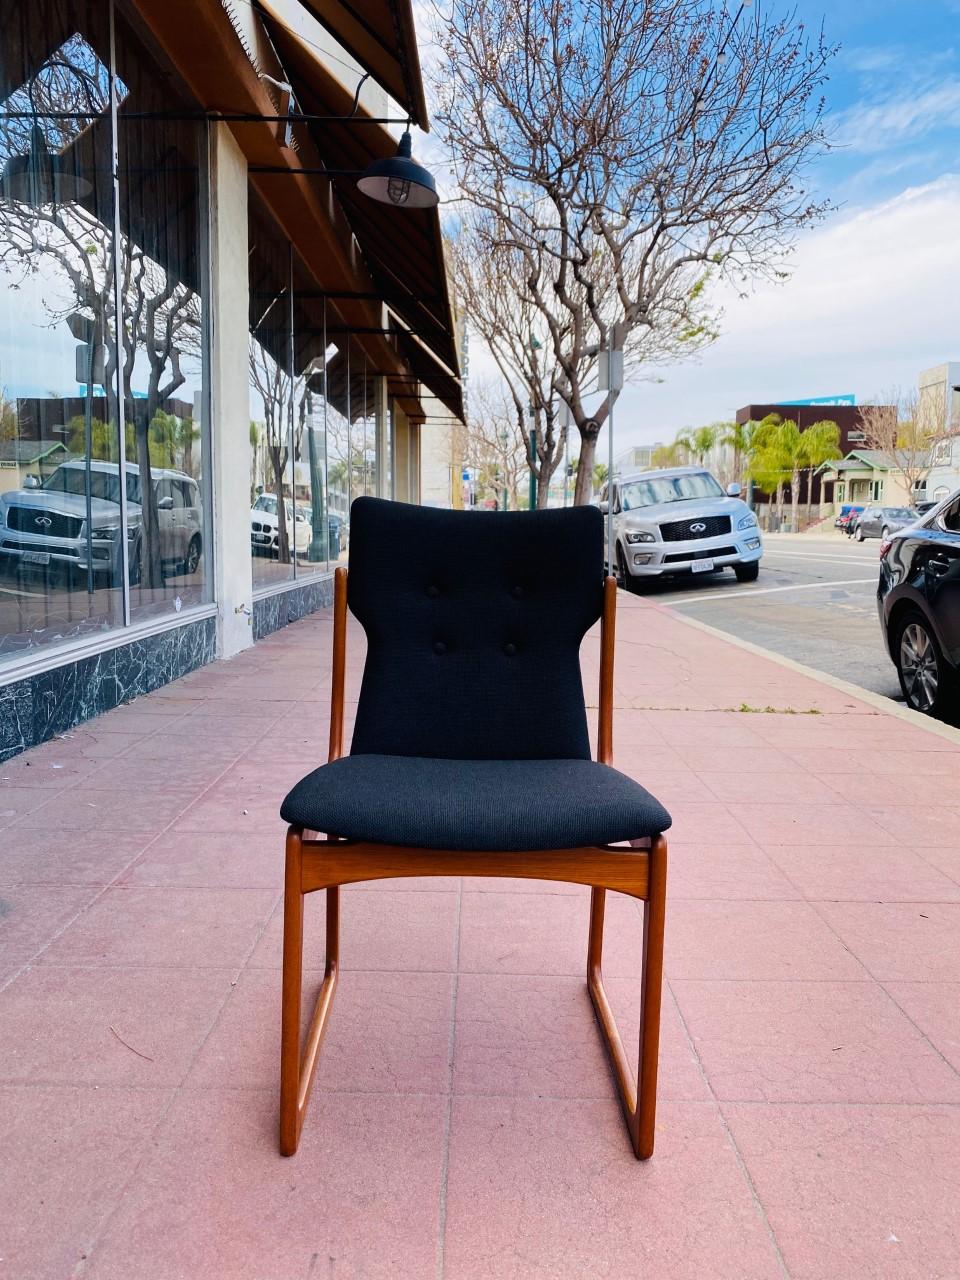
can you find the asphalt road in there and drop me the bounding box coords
[629,531,904,704]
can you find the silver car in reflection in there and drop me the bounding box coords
[600,467,763,585]
[0,460,202,582]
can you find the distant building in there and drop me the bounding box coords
[919,362,960,503]
[817,449,921,511]
[734,400,890,520]
[615,443,665,473]
[735,401,872,454]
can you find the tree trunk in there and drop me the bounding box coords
[776,481,785,528]
[790,466,801,533]
[574,433,598,505]
[805,467,814,528]
[269,444,290,563]
[135,420,163,588]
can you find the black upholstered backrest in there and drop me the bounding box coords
[347,497,604,760]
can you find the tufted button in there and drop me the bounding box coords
[503,641,517,657]
[433,640,447,655]
[426,584,440,598]
[510,585,524,599]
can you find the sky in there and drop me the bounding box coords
[419,1,960,453]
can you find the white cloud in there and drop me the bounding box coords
[835,81,960,153]
[598,175,960,448]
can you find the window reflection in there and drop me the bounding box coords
[0,0,210,665]
[114,5,209,619]
[0,2,124,659]
[249,201,295,586]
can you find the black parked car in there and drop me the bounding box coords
[878,489,960,716]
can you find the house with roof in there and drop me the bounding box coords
[817,449,923,512]
[0,439,69,495]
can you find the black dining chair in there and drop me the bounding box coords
[278,497,671,1158]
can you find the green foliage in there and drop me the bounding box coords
[797,419,841,470]
[676,424,719,464]
[747,414,798,494]
[593,462,609,486]
[651,441,686,468]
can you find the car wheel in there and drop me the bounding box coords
[881,526,890,540]
[855,524,865,541]
[615,543,629,589]
[894,611,952,717]
[184,534,201,576]
[734,561,760,583]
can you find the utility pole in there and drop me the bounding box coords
[598,324,626,575]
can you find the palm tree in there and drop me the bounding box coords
[651,441,686,468]
[721,419,758,491]
[748,414,798,528]
[676,424,719,465]
[798,420,842,528]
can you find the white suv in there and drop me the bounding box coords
[600,467,763,586]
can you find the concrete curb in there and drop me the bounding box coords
[636,596,960,748]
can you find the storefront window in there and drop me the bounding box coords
[248,201,358,583]
[248,202,295,587]
[0,0,210,667]
[114,4,210,620]
[0,3,123,660]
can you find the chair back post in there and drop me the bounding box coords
[328,567,348,763]
[597,575,617,765]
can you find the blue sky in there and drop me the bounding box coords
[607,0,960,446]
[434,1,960,450]
[803,0,960,205]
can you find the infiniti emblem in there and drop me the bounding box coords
[34,515,52,528]
[689,522,706,533]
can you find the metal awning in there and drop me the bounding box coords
[293,0,428,129]
[259,6,461,388]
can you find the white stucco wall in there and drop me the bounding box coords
[208,124,254,658]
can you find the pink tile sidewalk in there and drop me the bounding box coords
[1,595,960,1278]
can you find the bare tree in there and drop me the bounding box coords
[457,377,528,509]
[450,227,566,507]
[859,388,949,501]
[433,0,834,503]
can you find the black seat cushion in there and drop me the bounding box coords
[280,755,672,852]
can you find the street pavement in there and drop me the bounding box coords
[3,594,960,1278]
[630,530,902,702]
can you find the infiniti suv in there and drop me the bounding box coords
[599,467,763,586]
[0,459,202,583]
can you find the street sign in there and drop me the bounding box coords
[76,343,106,384]
[66,312,96,344]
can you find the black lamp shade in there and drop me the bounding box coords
[0,124,92,207]
[356,130,438,209]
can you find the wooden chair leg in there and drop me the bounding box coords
[587,834,668,1159]
[279,828,340,1156]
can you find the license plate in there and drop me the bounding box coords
[21,551,50,565]
[691,558,714,573]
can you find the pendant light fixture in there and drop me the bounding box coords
[0,122,92,208]
[356,129,438,209]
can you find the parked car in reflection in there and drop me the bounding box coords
[250,493,311,557]
[878,488,960,716]
[0,460,202,583]
[853,505,917,541]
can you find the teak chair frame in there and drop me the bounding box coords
[280,566,668,1159]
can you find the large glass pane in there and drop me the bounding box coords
[248,200,296,587]
[0,1,125,663]
[113,4,209,621]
